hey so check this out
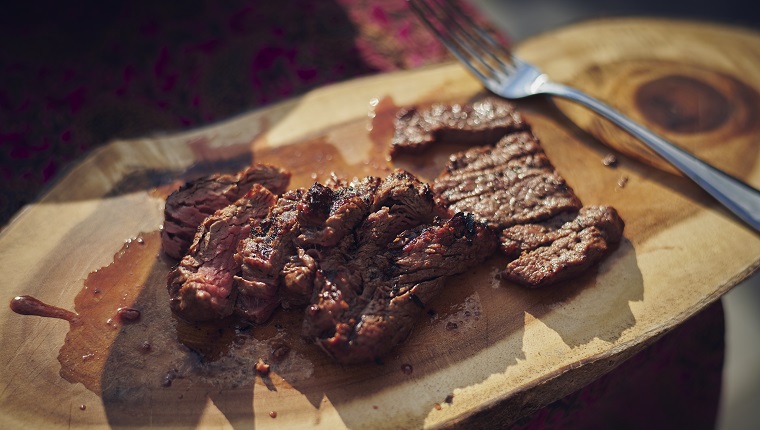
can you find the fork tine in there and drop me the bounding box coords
[408,0,493,84]
[408,0,514,84]
[434,0,515,70]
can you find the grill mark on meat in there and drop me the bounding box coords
[235,176,384,321]
[236,171,440,324]
[391,97,528,155]
[500,206,625,287]
[434,132,582,229]
[441,131,546,175]
[161,164,290,260]
[167,185,277,321]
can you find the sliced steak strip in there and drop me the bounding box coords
[391,97,528,155]
[167,185,277,321]
[161,164,291,260]
[304,212,498,363]
[433,131,582,228]
[500,206,625,288]
[296,177,381,247]
[234,188,304,323]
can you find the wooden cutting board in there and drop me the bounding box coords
[1,18,759,429]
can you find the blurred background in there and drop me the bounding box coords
[469,1,760,429]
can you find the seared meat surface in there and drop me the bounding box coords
[433,131,582,229]
[161,164,290,260]
[234,188,306,323]
[391,97,528,155]
[500,206,625,287]
[234,170,496,363]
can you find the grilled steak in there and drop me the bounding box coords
[304,212,497,363]
[296,177,382,247]
[391,97,528,155]
[234,170,442,321]
[433,131,582,229]
[233,170,495,362]
[500,206,625,287]
[167,185,277,321]
[393,99,624,289]
[161,164,290,260]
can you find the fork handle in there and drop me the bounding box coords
[542,81,760,233]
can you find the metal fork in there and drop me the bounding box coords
[409,0,760,232]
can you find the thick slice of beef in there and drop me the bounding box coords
[433,131,582,228]
[364,170,446,241]
[296,177,381,247]
[391,97,528,155]
[167,185,277,321]
[161,164,290,260]
[303,212,498,364]
[398,99,626,289]
[234,188,304,323]
[500,206,625,287]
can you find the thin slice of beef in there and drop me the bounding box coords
[433,131,582,229]
[161,164,291,260]
[303,212,498,364]
[500,206,625,287]
[391,97,528,155]
[167,185,277,321]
